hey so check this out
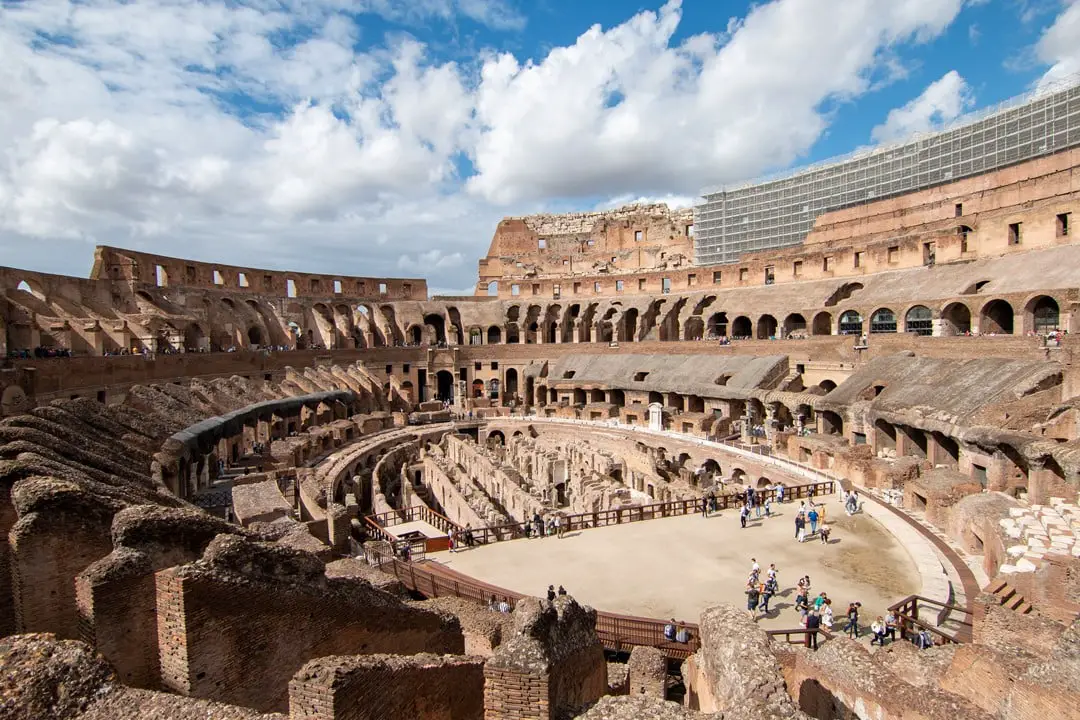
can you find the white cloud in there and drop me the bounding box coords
[0,0,974,292]
[1035,0,1080,91]
[871,70,973,143]
[466,0,966,205]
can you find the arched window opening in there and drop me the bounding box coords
[905,305,933,336]
[838,310,863,335]
[1031,296,1060,334]
[869,308,897,333]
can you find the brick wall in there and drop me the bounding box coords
[626,646,667,699]
[154,566,464,713]
[289,653,484,720]
[10,508,113,638]
[76,569,163,688]
[483,666,550,720]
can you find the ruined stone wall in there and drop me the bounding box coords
[442,434,544,524]
[289,653,485,720]
[155,536,464,713]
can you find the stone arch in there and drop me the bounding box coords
[838,310,863,335]
[941,302,972,335]
[820,410,844,436]
[487,325,502,344]
[783,313,807,338]
[683,316,705,341]
[707,312,728,338]
[472,379,485,398]
[184,323,206,351]
[904,305,933,335]
[423,313,447,344]
[869,307,897,333]
[486,281,498,296]
[818,379,837,393]
[731,315,751,338]
[756,314,778,340]
[468,326,482,345]
[621,307,639,342]
[980,299,1014,335]
[407,324,423,345]
[506,323,520,344]
[1026,295,1060,334]
[247,326,263,346]
[812,311,832,335]
[504,368,519,401]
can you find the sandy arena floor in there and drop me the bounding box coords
[430,495,920,629]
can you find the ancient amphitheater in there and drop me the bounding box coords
[2,130,1080,719]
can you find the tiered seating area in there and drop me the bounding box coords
[1000,497,1080,573]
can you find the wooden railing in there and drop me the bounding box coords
[364,549,701,660]
[765,628,835,646]
[886,595,974,645]
[364,479,834,549]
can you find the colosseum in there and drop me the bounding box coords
[2,86,1080,720]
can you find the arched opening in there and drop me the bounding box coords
[504,368,519,402]
[756,314,778,340]
[869,308,897,333]
[707,312,728,338]
[472,379,485,398]
[981,299,1014,335]
[487,325,502,344]
[820,411,844,436]
[469,327,482,345]
[536,384,547,406]
[435,371,454,402]
[247,326,263,346]
[1028,296,1060,334]
[687,395,705,413]
[783,313,807,338]
[941,302,971,335]
[874,418,897,453]
[573,388,587,405]
[408,325,423,345]
[610,389,625,406]
[838,310,863,335]
[506,323,519,344]
[621,308,639,342]
[683,316,704,341]
[812,311,833,336]
[648,391,663,405]
[423,314,447,344]
[184,323,206,351]
[486,281,498,296]
[731,316,751,339]
[488,430,505,446]
[817,379,837,393]
[400,380,414,404]
[905,305,933,335]
[665,392,684,411]
[488,378,500,400]
[823,282,863,307]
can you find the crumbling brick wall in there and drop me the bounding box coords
[288,653,485,720]
[627,646,667,699]
[483,596,606,720]
[155,535,464,713]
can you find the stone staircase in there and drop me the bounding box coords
[987,579,1033,615]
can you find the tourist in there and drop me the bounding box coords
[464,523,476,547]
[808,506,819,535]
[751,558,760,574]
[675,625,691,643]
[795,513,806,542]
[821,599,834,630]
[708,491,717,514]
[553,514,563,538]
[767,563,778,581]
[700,495,709,518]
[746,582,761,620]
[763,496,772,517]
[547,585,556,602]
[448,528,457,553]
[885,611,899,641]
[870,616,888,646]
[760,577,776,614]
[843,602,861,638]
[776,484,785,503]
[557,585,567,596]
[813,592,828,611]
[664,619,677,641]
[819,522,831,544]
[533,512,544,538]
[740,503,750,528]
[804,608,822,650]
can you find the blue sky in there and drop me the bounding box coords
[1,0,1078,293]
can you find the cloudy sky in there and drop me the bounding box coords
[1,0,1078,294]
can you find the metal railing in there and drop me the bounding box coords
[765,627,835,646]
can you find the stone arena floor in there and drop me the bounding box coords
[431,494,920,630]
